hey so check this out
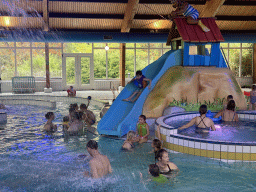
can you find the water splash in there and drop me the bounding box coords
[0,0,60,42]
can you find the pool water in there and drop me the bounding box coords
[170,119,256,142]
[1,104,256,191]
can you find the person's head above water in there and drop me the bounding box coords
[156,149,169,162]
[227,100,236,111]
[149,164,160,177]
[45,112,54,120]
[87,140,98,149]
[199,104,207,115]
[80,103,87,110]
[127,130,136,141]
[152,139,162,150]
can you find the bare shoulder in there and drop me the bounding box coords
[168,162,178,170]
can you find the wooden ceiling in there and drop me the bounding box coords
[0,0,256,34]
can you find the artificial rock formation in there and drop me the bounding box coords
[143,66,247,118]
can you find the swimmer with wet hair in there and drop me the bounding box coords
[122,130,136,151]
[44,112,57,132]
[178,104,216,133]
[84,140,112,178]
[68,111,84,134]
[80,103,96,127]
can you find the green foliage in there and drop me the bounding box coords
[169,98,227,112]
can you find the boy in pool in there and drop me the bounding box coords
[169,0,210,32]
[123,70,151,103]
[44,112,57,132]
[80,103,96,127]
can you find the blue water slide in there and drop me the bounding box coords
[97,50,183,137]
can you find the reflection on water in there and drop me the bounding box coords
[1,104,256,191]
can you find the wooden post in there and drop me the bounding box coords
[120,43,126,87]
[253,44,256,84]
[43,0,49,31]
[45,42,50,88]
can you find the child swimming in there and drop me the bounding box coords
[122,131,136,151]
[44,112,57,132]
[148,164,168,184]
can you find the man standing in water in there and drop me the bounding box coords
[84,140,112,178]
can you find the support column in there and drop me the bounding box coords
[44,42,52,93]
[120,43,126,88]
[253,43,256,84]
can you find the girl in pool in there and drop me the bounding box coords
[135,115,150,144]
[156,149,179,177]
[214,100,239,122]
[122,130,137,151]
[150,139,162,162]
[44,112,57,132]
[178,104,216,133]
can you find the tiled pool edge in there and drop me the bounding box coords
[155,112,256,162]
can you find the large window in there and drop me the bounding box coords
[0,42,172,80]
[221,43,253,77]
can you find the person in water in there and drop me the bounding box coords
[178,104,216,133]
[67,111,84,134]
[156,149,179,176]
[214,100,239,122]
[135,115,150,144]
[150,139,162,162]
[249,85,256,110]
[123,70,152,103]
[169,0,210,32]
[62,116,70,132]
[80,103,96,127]
[223,95,233,110]
[84,140,112,178]
[122,130,137,151]
[148,164,168,184]
[44,112,57,132]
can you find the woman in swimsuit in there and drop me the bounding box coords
[214,100,238,122]
[178,105,216,133]
[122,131,136,151]
[156,149,179,176]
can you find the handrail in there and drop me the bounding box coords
[220,46,230,69]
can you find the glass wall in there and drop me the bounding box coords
[220,43,253,77]
[0,42,253,81]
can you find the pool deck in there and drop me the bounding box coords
[0,90,118,101]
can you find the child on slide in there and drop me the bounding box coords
[169,0,210,32]
[123,70,151,103]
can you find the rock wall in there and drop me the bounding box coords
[143,66,247,118]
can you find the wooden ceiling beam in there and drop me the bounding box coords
[43,0,49,31]
[200,0,225,17]
[121,0,140,32]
